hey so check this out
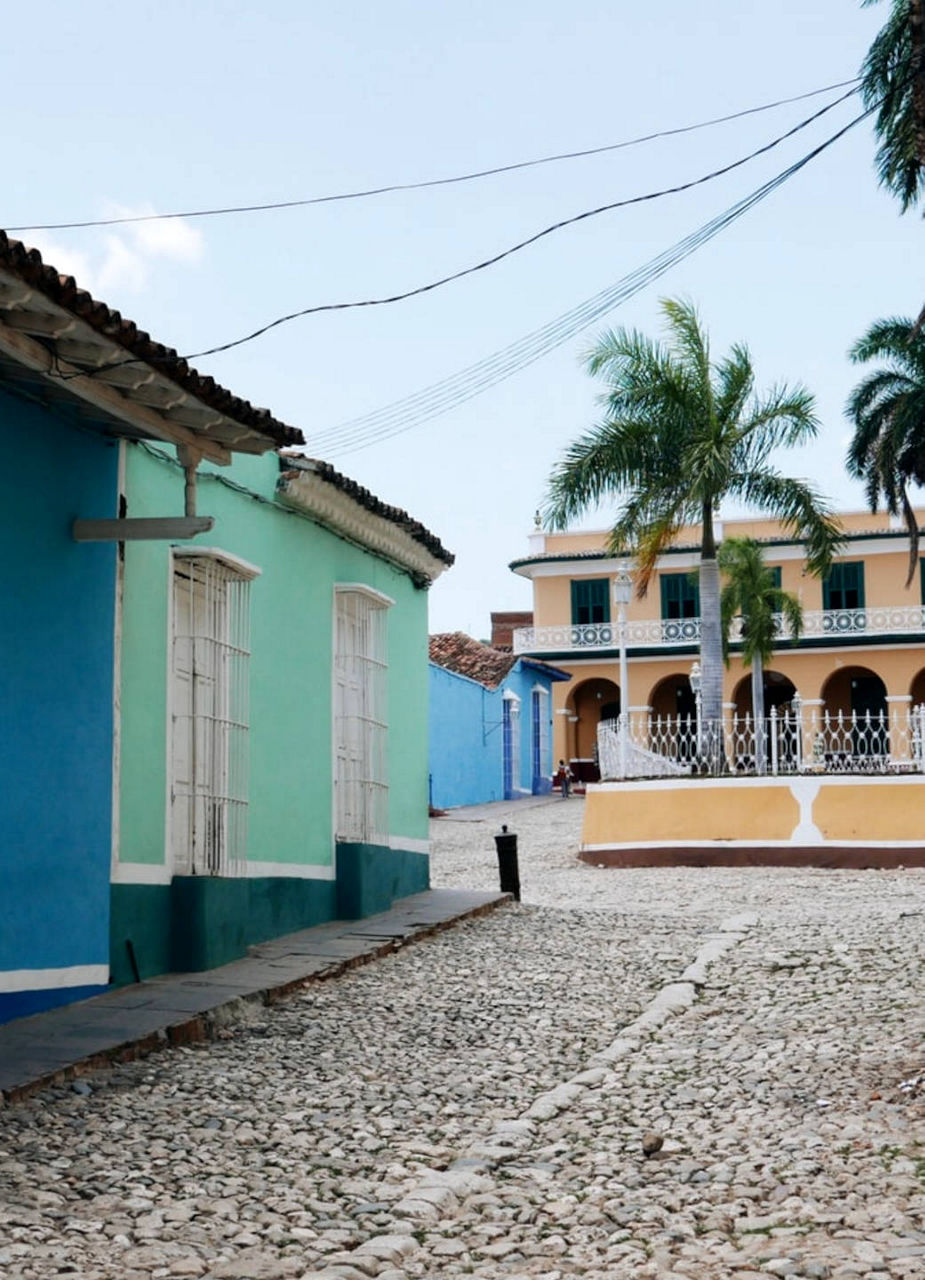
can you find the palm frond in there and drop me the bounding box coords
[860,0,922,211]
[849,316,925,371]
[730,470,844,577]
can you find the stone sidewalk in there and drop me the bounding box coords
[0,887,506,1103]
[2,802,925,1280]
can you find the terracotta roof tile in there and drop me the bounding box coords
[0,232,304,450]
[429,632,519,688]
[279,454,454,567]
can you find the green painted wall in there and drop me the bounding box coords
[109,884,172,984]
[110,878,338,978]
[336,843,429,919]
[113,441,435,978]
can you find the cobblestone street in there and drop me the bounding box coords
[2,795,925,1279]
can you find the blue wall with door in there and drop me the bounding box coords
[429,663,503,808]
[0,390,117,1020]
[429,658,565,808]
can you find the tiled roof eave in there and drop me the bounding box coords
[0,233,304,459]
[277,461,452,586]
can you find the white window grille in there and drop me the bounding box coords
[597,705,925,780]
[170,550,259,876]
[532,685,551,784]
[334,586,392,843]
[503,690,521,798]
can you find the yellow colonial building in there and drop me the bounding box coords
[510,510,925,774]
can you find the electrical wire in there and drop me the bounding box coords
[180,86,858,362]
[9,77,860,233]
[48,85,863,399]
[310,105,874,459]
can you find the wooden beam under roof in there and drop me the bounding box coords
[0,316,232,465]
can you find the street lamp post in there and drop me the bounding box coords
[613,563,633,779]
[689,659,703,766]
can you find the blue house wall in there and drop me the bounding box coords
[429,658,561,808]
[503,661,556,797]
[429,664,504,808]
[0,390,117,1020]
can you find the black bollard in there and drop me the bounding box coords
[494,824,520,901]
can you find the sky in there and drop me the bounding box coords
[3,1,920,637]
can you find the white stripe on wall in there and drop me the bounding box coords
[112,861,337,883]
[0,965,109,994]
[111,862,173,886]
[390,836,430,855]
[581,838,925,852]
[243,862,336,880]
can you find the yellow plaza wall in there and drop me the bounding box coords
[580,775,925,867]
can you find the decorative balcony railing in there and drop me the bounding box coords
[597,704,925,780]
[513,605,925,654]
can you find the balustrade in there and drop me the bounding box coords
[513,605,925,654]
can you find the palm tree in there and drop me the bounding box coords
[861,0,925,214]
[543,298,841,769]
[846,315,925,584]
[719,538,803,774]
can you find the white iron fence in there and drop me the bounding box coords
[598,703,925,779]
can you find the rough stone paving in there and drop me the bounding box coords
[1,796,924,1280]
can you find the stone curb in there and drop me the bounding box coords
[1,895,512,1105]
[342,912,759,1276]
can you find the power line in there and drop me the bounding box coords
[9,77,860,233]
[181,85,858,363]
[309,105,874,459]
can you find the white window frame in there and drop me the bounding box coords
[532,684,551,784]
[502,689,521,799]
[333,584,393,845]
[168,548,260,877]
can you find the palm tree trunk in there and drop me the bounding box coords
[910,0,925,337]
[913,0,925,169]
[699,504,724,771]
[752,655,766,775]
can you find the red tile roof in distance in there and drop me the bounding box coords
[429,632,519,689]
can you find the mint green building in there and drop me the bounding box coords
[111,441,453,984]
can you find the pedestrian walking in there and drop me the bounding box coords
[554,758,573,798]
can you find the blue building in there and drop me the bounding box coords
[429,631,570,809]
[0,233,301,1021]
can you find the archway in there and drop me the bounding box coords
[648,673,697,763]
[731,670,798,770]
[911,668,925,707]
[821,666,888,760]
[568,677,620,762]
[731,669,797,717]
[649,672,695,720]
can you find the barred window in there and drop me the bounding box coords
[532,685,551,784]
[170,550,259,876]
[503,690,521,799]
[334,586,392,844]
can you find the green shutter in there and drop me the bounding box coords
[769,566,782,590]
[823,562,865,611]
[660,572,700,619]
[571,578,610,625]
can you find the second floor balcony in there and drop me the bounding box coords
[513,604,925,655]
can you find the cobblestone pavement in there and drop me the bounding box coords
[2,796,924,1279]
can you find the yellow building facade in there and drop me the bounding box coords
[510,510,925,770]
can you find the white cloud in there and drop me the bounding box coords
[109,203,205,264]
[19,204,205,299]
[94,233,149,295]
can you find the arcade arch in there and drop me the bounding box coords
[567,677,620,760]
[731,670,798,718]
[648,672,695,721]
